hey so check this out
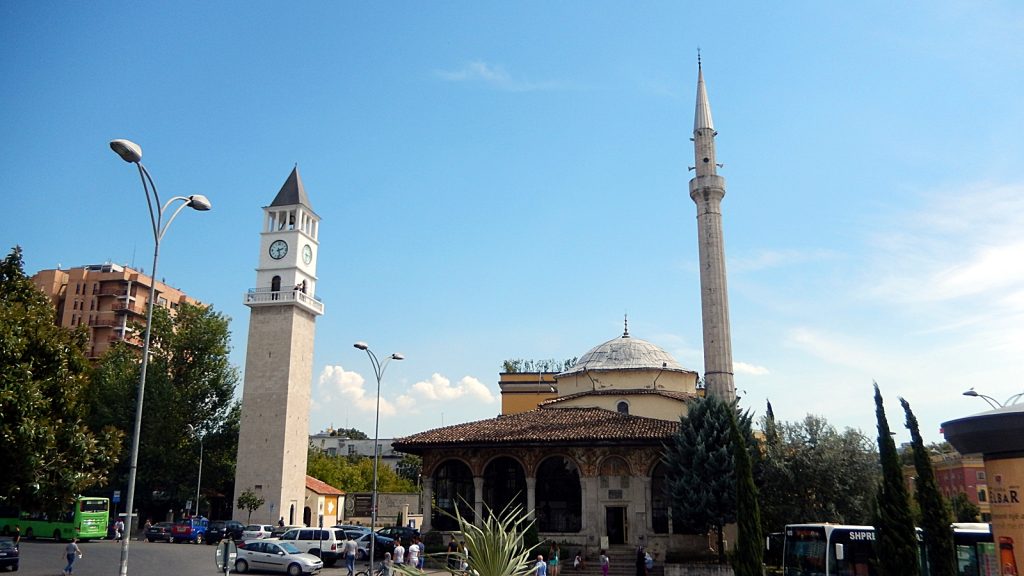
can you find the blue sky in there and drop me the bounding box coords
[3,2,1023,444]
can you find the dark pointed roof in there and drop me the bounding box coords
[392,406,679,452]
[270,166,314,210]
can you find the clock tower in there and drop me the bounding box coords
[234,167,324,525]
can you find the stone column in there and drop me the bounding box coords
[473,476,484,525]
[421,477,433,533]
[526,477,537,520]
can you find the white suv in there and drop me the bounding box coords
[272,528,346,567]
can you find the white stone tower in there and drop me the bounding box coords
[689,59,736,401]
[234,167,325,524]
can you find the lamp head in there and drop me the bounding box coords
[109,139,142,163]
[963,389,979,398]
[391,353,405,361]
[354,342,369,351]
[187,195,212,211]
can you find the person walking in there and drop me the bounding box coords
[393,538,406,566]
[549,543,560,576]
[343,533,357,576]
[447,535,460,569]
[407,537,421,570]
[600,550,609,576]
[535,555,548,576]
[63,538,82,575]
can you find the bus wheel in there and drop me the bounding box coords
[0,525,8,536]
[25,528,34,540]
[53,529,62,541]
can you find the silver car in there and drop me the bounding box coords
[235,540,323,576]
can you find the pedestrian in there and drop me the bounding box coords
[63,538,82,575]
[447,535,460,569]
[343,533,358,576]
[573,551,585,571]
[635,540,646,576]
[143,519,152,542]
[383,552,393,576]
[600,550,609,576]
[12,527,19,547]
[278,517,285,528]
[549,543,560,576]
[460,540,469,572]
[535,555,548,576]
[393,538,406,566]
[114,518,125,541]
[407,537,420,570]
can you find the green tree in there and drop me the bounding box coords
[396,454,422,486]
[948,492,980,523]
[758,412,879,532]
[0,247,123,514]
[901,397,955,576]
[730,408,762,576]
[87,302,240,519]
[237,488,265,523]
[663,395,753,563]
[873,383,919,576]
[307,449,417,494]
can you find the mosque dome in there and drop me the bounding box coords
[559,327,688,376]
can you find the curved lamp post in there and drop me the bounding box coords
[187,424,204,518]
[962,387,1024,410]
[110,139,211,576]
[353,342,404,567]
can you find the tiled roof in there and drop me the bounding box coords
[305,475,344,495]
[271,166,315,211]
[538,388,697,407]
[392,407,679,451]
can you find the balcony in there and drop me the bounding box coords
[111,302,146,315]
[244,287,324,315]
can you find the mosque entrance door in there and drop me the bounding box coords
[606,507,626,545]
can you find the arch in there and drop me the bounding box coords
[536,456,581,533]
[303,506,312,527]
[271,275,281,300]
[483,456,527,518]
[432,459,474,530]
[651,460,670,533]
[616,401,629,415]
[599,455,631,477]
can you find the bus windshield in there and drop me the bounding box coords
[784,525,827,576]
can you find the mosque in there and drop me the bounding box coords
[393,60,737,557]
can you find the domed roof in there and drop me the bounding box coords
[559,327,689,376]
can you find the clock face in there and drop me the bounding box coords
[302,244,313,265]
[269,239,288,260]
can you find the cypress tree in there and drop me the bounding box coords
[901,397,955,576]
[730,407,763,576]
[873,383,920,576]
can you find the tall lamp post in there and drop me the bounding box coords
[353,342,404,567]
[187,424,204,518]
[963,387,1024,410]
[110,139,211,576]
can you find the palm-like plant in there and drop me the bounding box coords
[396,500,538,576]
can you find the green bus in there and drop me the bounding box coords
[0,496,110,541]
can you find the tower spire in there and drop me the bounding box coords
[688,58,735,402]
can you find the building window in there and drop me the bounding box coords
[536,456,582,533]
[433,459,474,530]
[483,457,527,520]
[617,401,629,415]
[978,489,987,503]
[977,471,987,481]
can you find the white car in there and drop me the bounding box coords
[235,540,322,576]
[242,524,275,539]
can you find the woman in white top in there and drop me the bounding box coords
[393,539,406,565]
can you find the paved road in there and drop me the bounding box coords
[14,539,449,576]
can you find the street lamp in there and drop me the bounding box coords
[110,139,211,576]
[353,342,404,567]
[962,387,1024,410]
[187,424,204,518]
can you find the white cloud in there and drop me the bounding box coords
[410,373,496,404]
[730,248,841,273]
[317,365,397,416]
[434,60,559,92]
[734,361,769,376]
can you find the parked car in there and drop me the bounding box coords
[235,539,322,576]
[332,525,369,535]
[171,517,209,544]
[376,526,420,543]
[349,531,394,560]
[0,537,18,572]
[272,528,346,567]
[145,521,175,543]
[243,524,275,540]
[271,525,306,538]
[207,520,246,543]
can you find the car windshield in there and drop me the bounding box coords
[279,542,301,554]
[0,540,14,551]
[245,525,261,531]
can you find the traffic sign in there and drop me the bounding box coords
[215,539,238,575]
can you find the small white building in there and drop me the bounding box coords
[309,432,404,471]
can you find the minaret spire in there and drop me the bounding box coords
[688,58,735,402]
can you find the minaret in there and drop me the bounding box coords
[234,167,324,524]
[689,58,735,401]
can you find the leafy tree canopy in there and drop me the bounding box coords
[307,449,417,494]
[0,246,123,514]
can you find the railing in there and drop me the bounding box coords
[244,288,324,314]
[111,302,146,314]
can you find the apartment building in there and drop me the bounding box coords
[32,262,199,360]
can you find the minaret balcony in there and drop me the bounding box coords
[244,287,324,315]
